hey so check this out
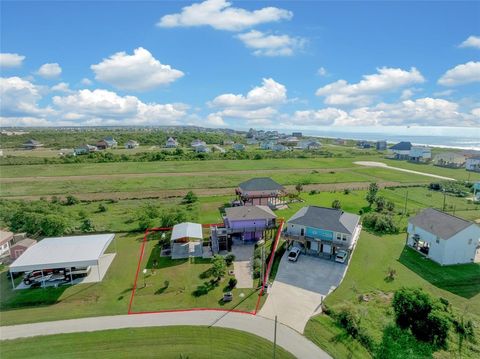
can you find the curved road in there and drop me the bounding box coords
[354,161,455,181]
[0,311,330,359]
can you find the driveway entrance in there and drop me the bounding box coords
[259,253,347,333]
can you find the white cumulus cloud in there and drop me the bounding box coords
[438,61,480,86]
[459,35,480,49]
[0,53,26,68]
[316,67,425,106]
[51,82,72,93]
[237,30,305,56]
[81,78,93,86]
[91,47,184,91]
[37,63,62,79]
[157,0,292,31]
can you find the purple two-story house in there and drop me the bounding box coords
[223,205,277,241]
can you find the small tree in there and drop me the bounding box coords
[386,200,395,212]
[65,195,79,206]
[295,183,304,195]
[183,191,198,204]
[332,199,342,209]
[80,218,95,232]
[366,182,379,207]
[98,203,108,212]
[375,196,386,212]
[211,255,226,281]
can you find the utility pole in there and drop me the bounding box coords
[273,315,278,359]
[403,190,409,215]
[442,189,446,212]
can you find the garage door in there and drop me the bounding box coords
[322,244,331,254]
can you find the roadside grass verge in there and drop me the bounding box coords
[0,326,295,359]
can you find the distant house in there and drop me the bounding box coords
[191,139,207,148]
[473,182,480,202]
[9,238,37,260]
[22,139,43,150]
[466,157,480,173]
[357,140,371,149]
[165,137,178,148]
[389,141,412,160]
[260,141,276,150]
[223,140,234,146]
[292,132,303,138]
[236,177,285,207]
[195,144,210,153]
[97,137,117,150]
[124,140,139,149]
[298,140,321,150]
[433,152,466,168]
[0,230,14,256]
[232,143,246,151]
[58,148,75,157]
[334,138,347,145]
[285,206,361,258]
[74,144,97,155]
[212,145,226,153]
[222,205,277,241]
[407,208,480,265]
[409,146,432,163]
[281,136,299,147]
[246,139,258,145]
[273,144,289,152]
[376,141,387,151]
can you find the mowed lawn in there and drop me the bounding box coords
[130,237,263,313]
[0,326,295,359]
[305,231,480,359]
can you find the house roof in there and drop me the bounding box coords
[171,222,203,240]
[409,208,474,239]
[11,238,36,248]
[287,206,360,235]
[0,230,14,245]
[238,177,285,192]
[24,139,41,145]
[225,205,277,221]
[390,141,412,151]
[9,234,115,272]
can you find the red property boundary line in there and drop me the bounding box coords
[127,220,284,317]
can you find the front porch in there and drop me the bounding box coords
[283,234,350,259]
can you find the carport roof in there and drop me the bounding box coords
[171,222,203,240]
[9,234,115,272]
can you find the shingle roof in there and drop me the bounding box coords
[409,208,474,239]
[287,206,360,235]
[0,230,14,245]
[390,141,412,150]
[225,205,277,221]
[238,177,284,192]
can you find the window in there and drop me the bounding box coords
[336,233,341,241]
[436,239,440,244]
[342,234,347,241]
[468,238,473,245]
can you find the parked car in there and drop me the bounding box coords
[335,250,348,263]
[223,292,233,302]
[287,247,301,262]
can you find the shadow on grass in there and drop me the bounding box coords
[192,279,219,297]
[398,246,480,299]
[146,247,187,269]
[155,280,170,295]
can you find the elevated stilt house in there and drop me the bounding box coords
[235,177,286,207]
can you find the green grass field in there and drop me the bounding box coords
[0,326,295,359]
[304,231,480,359]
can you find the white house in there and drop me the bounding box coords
[409,146,432,163]
[433,152,466,168]
[298,140,321,150]
[191,139,206,148]
[195,144,210,153]
[285,206,361,258]
[124,140,139,149]
[466,157,480,173]
[232,143,245,151]
[165,137,178,148]
[407,208,480,265]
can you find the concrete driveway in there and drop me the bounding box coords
[259,253,348,333]
[231,242,254,288]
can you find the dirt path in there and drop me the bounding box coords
[354,161,455,181]
[0,167,354,183]
[1,181,406,201]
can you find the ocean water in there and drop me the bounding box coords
[303,130,480,150]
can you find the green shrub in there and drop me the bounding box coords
[64,195,79,206]
[363,212,399,234]
[225,253,235,266]
[228,278,237,289]
[97,204,108,212]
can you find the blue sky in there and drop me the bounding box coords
[1,0,479,133]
